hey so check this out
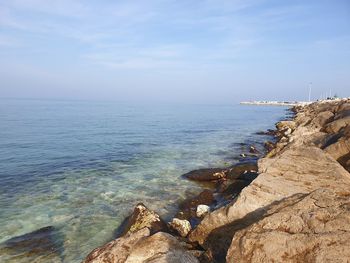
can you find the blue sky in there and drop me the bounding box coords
[0,0,349,103]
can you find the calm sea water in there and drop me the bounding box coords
[0,99,287,262]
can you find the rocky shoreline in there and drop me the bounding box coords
[83,99,350,263]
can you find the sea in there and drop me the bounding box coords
[0,98,287,262]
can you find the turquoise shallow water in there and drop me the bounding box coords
[0,99,287,262]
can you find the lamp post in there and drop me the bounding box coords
[308,82,312,102]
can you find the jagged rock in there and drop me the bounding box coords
[169,218,191,237]
[196,205,210,218]
[84,228,151,263]
[125,232,199,263]
[226,189,350,263]
[117,203,167,237]
[182,168,226,181]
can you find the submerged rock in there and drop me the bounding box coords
[177,189,214,220]
[116,203,167,237]
[0,226,62,262]
[169,218,191,237]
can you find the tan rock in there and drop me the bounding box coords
[196,205,210,218]
[83,228,150,263]
[276,120,296,131]
[226,189,350,263]
[117,203,167,237]
[189,146,350,246]
[169,218,191,237]
[311,110,334,128]
[125,232,199,263]
[323,116,350,134]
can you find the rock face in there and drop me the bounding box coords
[226,188,350,262]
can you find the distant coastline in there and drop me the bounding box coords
[240,100,310,106]
[240,98,348,106]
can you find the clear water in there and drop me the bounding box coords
[0,99,287,262]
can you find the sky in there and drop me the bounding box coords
[0,0,349,103]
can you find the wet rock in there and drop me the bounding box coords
[117,203,167,237]
[225,162,258,179]
[182,168,226,181]
[125,232,199,263]
[222,179,250,197]
[169,218,191,237]
[0,226,62,262]
[237,171,259,182]
[177,190,214,220]
[226,189,350,263]
[215,178,229,193]
[256,129,276,136]
[196,205,210,218]
[84,228,150,263]
[249,146,259,154]
[264,141,275,152]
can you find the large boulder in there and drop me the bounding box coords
[311,110,334,128]
[117,203,167,237]
[323,117,350,134]
[226,189,350,262]
[189,146,350,246]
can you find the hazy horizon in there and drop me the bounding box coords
[1,0,349,103]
